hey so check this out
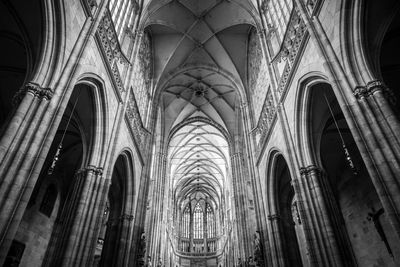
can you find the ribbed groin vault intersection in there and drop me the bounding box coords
[1,0,400,266]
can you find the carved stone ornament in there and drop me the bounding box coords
[13,82,53,105]
[137,232,146,266]
[97,10,129,94]
[256,90,276,149]
[126,89,149,153]
[276,8,308,96]
[253,231,264,267]
[354,80,396,105]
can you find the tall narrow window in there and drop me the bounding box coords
[206,204,214,238]
[181,206,190,238]
[179,201,218,253]
[194,203,203,239]
[39,184,57,217]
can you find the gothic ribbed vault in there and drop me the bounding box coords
[143,0,258,134]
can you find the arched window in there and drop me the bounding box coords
[179,201,217,253]
[39,184,57,217]
[193,203,203,239]
[206,204,215,238]
[182,206,190,238]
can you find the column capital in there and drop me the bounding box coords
[353,85,368,100]
[13,82,53,105]
[306,164,322,174]
[120,213,134,221]
[267,213,280,221]
[260,0,268,13]
[367,79,396,105]
[366,80,385,93]
[77,165,103,176]
[299,167,308,175]
[291,177,301,187]
[299,165,322,176]
[354,80,396,105]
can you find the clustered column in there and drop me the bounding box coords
[293,165,347,267]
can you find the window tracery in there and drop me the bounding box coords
[109,0,139,39]
[179,201,217,253]
[263,0,293,43]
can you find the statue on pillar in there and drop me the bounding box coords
[253,231,264,267]
[137,232,146,266]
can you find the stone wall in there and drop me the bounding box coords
[14,180,60,267]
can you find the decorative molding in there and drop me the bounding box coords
[80,165,103,176]
[260,0,268,13]
[267,214,281,221]
[249,28,271,122]
[353,85,368,99]
[299,165,322,176]
[81,0,98,17]
[120,213,134,221]
[307,0,317,12]
[13,82,53,105]
[354,80,396,105]
[97,10,129,95]
[256,89,276,150]
[275,8,308,97]
[368,80,396,105]
[131,31,152,120]
[126,88,149,153]
[306,0,323,15]
[132,0,140,15]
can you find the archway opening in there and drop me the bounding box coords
[378,6,400,115]
[168,120,231,265]
[273,155,304,266]
[4,83,97,266]
[97,154,128,266]
[0,0,43,132]
[309,83,400,266]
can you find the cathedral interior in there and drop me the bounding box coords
[1,0,400,266]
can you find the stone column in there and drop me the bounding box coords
[57,165,109,267]
[296,165,351,267]
[230,152,248,260]
[203,204,207,253]
[293,0,400,240]
[0,2,109,264]
[291,177,319,267]
[0,84,53,264]
[102,212,135,266]
[240,101,271,266]
[147,152,167,262]
[267,214,286,267]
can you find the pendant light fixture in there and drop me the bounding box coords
[48,90,82,175]
[323,94,358,175]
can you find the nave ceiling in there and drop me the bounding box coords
[141,0,260,209]
[142,0,259,135]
